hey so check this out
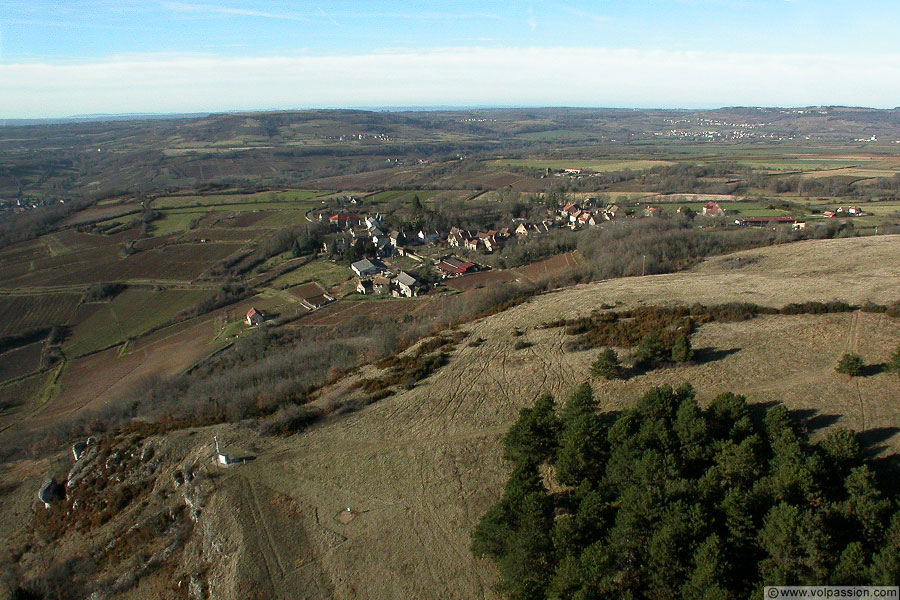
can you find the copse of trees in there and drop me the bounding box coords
[472,383,900,600]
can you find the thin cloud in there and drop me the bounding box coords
[3,47,900,118]
[317,6,339,27]
[164,2,312,22]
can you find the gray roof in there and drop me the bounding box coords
[352,259,376,272]
[396,271,418,287]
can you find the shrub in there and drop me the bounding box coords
[258,405,322,436]
[835,353,864,377]
[591,348,622,380]
[83,282,125,302]
[887,344,900,375]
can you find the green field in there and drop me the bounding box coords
[486,158,674,172]
[270,259,353,291]
[152,189,329,209]
[62,289,209,357]
[149,211,207,236]
[368,190,440,206]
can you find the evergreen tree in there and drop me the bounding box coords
[831,542,869,585]
[502,393,560,464]
[633,333,669,368]
[591,347,623,380]
[671,334,695,363]
[681,534,730,600]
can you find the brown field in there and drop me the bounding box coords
[0,341,44,383]
[10,242,242,287]
[0,239,49,269]
[514,250,584,281]
[298,296,435,327]
[0,293,82,337]
[0,371,52,431]
[61,202,141,226]
[176,235,900,600]
[443,269,517,291]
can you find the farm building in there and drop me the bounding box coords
[436,256,476,277]
[351,258,387,278]
[245,307,264,326]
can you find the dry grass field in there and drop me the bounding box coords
[185,235,900,600]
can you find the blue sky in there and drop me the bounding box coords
[1,1,899,117]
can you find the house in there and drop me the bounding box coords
[388,230,406,248]
[476,230,503,252]
[350,258,387,277]
[564,167,583,175]
[561,203,581,220]
[824,211,836,218]
[374,237,393,257]
[356,279,374,294]
[323,235,350,254]
[465,237,482,252]
[703,201,726,217]
[578,212,600,227]
[417,229,441,244]
[792,222,807,231]
[435,256,477,277]
[350,227,371,241]
[644,207,660,218]
[448,227,473,248]
[365,214,385,230]
[394,271,421,297]
[328,212,362,229]
[245,308,264,326]
[515,223,530,237]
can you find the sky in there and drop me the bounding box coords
[1,0,899,118]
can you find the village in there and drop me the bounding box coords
[272,193,857,312]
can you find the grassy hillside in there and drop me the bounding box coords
[4,236,896,599]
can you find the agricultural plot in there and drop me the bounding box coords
[0,371,51,430]
[487,158,673,172]
[61,202,142,226]
[61,289,209,357]
[0,294,81,337]
[368,190,439,206]
[0,341,44,383]
[271,259,353,291]
[443,270,517,292]
[33,242,242,286]
[151,189,328,210]
[514,251,584,281]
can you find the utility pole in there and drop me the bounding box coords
[642,254,646,277]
